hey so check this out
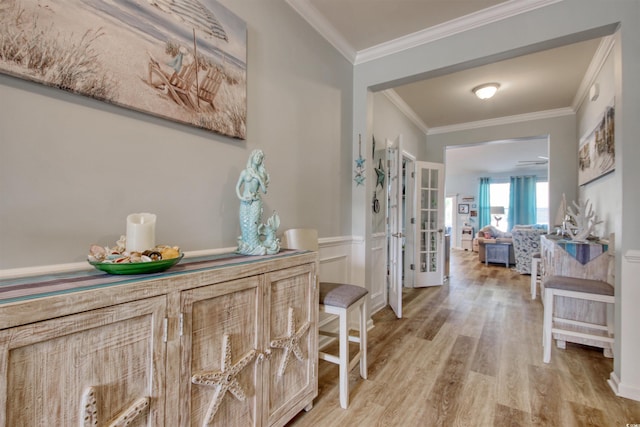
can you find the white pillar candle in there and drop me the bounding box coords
[126,213,156,253]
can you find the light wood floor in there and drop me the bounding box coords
[288,249,640,426]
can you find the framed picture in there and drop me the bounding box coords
[0,0,247,139]
[579,99,615,185]
[470,210,478,217]
[458,204,469,214]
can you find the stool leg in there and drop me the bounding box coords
[543,289,553,363]
[339,309,349,409]
[531,258,539,299]
[360,299,368,380]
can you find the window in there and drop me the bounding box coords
[444,196,453,234]
[489,180,548,231]
[489,182,510,232]
[536,181,549,226]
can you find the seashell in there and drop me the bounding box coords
[115,235,126,252]
[88,244,107,262]
[129,252,143,263]
[159,246,180,260]
[142,250,162,261]
[141,255,153,263]
[114,256,130,263]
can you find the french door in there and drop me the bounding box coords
[414,161,445,287]
[387,138,402,318]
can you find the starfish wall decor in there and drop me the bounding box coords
[354,134,366,186]
[191,334,257,424]
[375,158,385,189]
[270,307,310,377]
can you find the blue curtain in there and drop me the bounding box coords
[478,177,491,229]
[508,176,537,230]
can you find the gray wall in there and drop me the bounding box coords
[372,92,427,162]
[371,91,428,234]
[577,43,617,238]
[0,0,353,269]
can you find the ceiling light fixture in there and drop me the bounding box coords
[473,83,500,100]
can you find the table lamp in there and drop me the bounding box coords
[491,206,505,228]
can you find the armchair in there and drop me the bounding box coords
[512,227,547,274]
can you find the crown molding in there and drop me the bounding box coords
[427,107,575,135]
[285,0,357,62]
[287,0,561,65]
[383,91,576,137]
[572,35,615,112]
[354,0,562,64]
[382,90,429,134]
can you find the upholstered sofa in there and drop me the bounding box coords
[475,225,515,265]
[475,225,548,271]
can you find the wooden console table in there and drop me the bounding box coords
[0,250,318,427]
[540,235,614,356]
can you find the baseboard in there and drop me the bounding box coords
[608,371,640,402]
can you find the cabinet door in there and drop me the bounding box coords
[0,296,167,426]
[180,276,262,427]
[263,263,317,427]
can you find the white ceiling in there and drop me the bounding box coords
[286,0,612,176]
[446,137,548,175]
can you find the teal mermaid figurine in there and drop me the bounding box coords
[236,149,280,255]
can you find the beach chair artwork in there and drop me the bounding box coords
[0,0,247,139]
[148,54,224,111]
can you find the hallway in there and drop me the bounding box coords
[289,249,640,426]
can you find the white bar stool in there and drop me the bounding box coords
[531,252,541,299]
[281,228,368,409]
[542,275,614,363]
[317,282,368,409]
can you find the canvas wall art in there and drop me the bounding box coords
[578,100,615,186]
[0,0,247,139]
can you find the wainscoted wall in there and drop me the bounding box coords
[316,235,369,330]
[609,249,640,401]
[317,235,353,284]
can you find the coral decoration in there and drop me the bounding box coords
[565,199,602,241]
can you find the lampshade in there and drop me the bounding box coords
[490,206,505,215]
[473,83,500,100]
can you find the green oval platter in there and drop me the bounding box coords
[89,254,184,275]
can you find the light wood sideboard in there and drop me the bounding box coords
[0,250,318,427]
[540,235,614,356]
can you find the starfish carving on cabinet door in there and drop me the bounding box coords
[191,334,257,425]
[270,307,310,377]
[81,386,150,427]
